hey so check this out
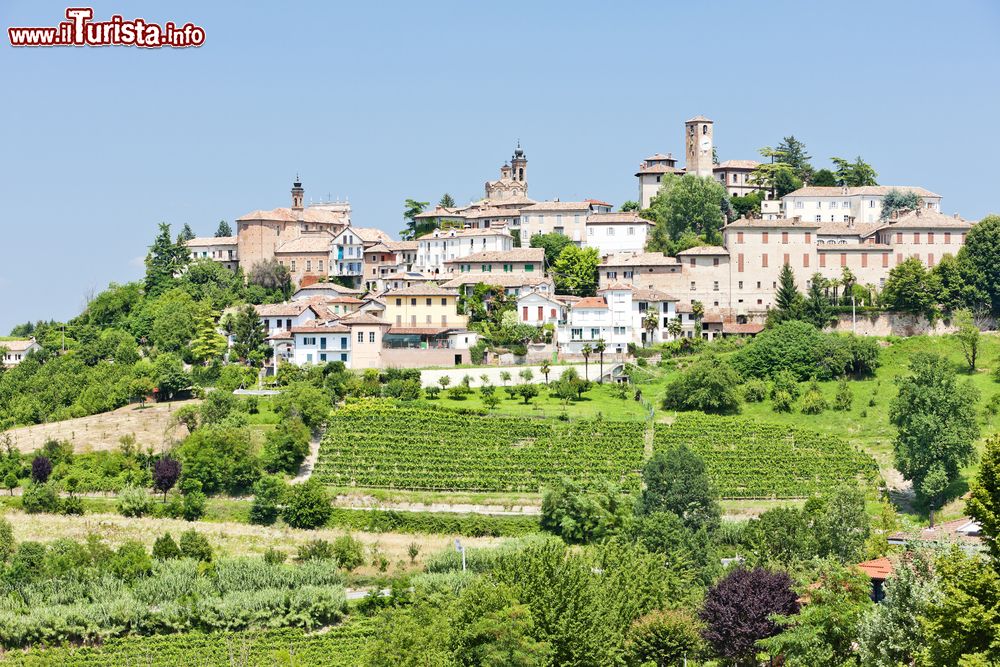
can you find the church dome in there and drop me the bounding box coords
[513,142,524,158]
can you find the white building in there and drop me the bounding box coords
[518,200,612,245]
[517,290,574,327]
[1,338,40,366]
[185,236,239,271]
[330,227,392,284]
[289,321,352,366]
[585,212,653,255]
[254,301,327,338]
[767,186,942,223]
[713,160,762,198]
[555,284,679,353]
[416,227,514,274]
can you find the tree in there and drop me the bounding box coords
[880,188,922,221]
[625,609,704,667]
[153,457,180,500]
[699,567,799,665]
[642,311,659,347]
[775,135,813,182]
[811,168,837,186]
[581,344,592,380]
[662,355,742,415]
[539,360,551,384]
[594,339,606,383]
[31,455,52,483]
[231,304,267,366]
[666,316,682,340]
[805,484,871,563]
[144,223,189,297]
[831,156,878,187]
[750,152,803,199]
[620,200,640,212]
[803,273,833,329]
[516,383,539,404]
[742,507,817,566]
[890,353,980,524]
[529,232,573,268]
[959,214,1000,314]
[438,193,456,209]
[189,309,227,365]
[552,245,599,296]
[881,257,940,319]
[730,190,763,219]
[262,416,311,474]
[968,434,1000,562]
[215,220,233,237]
[250,474,286,526]
[691,300,704,336]
[540,476,633,544]
[153,352,189,398]
[645,174,728,248]
[282,478,332,529]
[954,308,981,372]
[401,198,430,240]
[177,223,196,243]
[833,376,852,411]
[772,263,803,324]
[248,258,291,299]
[759,562,872,667]
[858,554,935,667]
[638,445,720,532]
[152,532,183,560]
[933,253,980,314]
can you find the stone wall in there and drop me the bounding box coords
[827,311,962,336]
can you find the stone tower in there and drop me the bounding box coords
[291,177,304,211]
[685,116,714,178]
[511,141,528,191]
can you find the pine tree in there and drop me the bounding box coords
[144,223,190,297]
[178,223,196,242]
[231,305,267,366]
[438,193,456,208]
[189,309,228,364]
[772,264,802,324]
[803,273,832,329]
[215,220,233,237]
[968,435,1000,562]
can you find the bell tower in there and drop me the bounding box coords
[511,141,527,190]
[291,176,304,210]
[684,116,714,178]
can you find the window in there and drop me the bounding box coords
[590,328,600,339]
[805,232,811,243]
[410,298,417,306]
[628,226,635,236]
[761,254,769,268]
[928,232,935,244]
[737,253,744,272]
[369,331,376,343]
[571,328,583,340]
[607,271,617,279]
[306,260,312,272]
[762,231,769,243]
[395,298,402,306]
[713,281,719,291]
[945,232,951,243]
[341,353,348,361]
[426,315,432,324]
[588,227,594,236]
[690,281,696,291]
[840,253,847,267]
[713,257,719,266]
[441,298,447,305]
[795,201,804,209]
[319,337,327,350]
[861,253,868,268]
[736,231,744,243]
[607,227,615,236]
[624,270,633,278]
[341,337,348,349]
[783,253,790,265]
[815,215,822,222]
[738,280,744,289]
[264,318,270,329]
[830,201,838,209]
[614,326,626,335]
[525,264,534,272]
[319,260,324,272]
[913,233,921,244]
[803,254,809,267]
[357,331,364,343]
[882,253,889,268]
[896,232,903,243]
[319,353,327,362]
[290,260,297,272]
[689,257,695,267]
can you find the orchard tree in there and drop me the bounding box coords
[953,308,981,372]
[890,353,980,524]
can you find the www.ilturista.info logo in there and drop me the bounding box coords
[8,8,205,48]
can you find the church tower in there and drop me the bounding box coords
[685,116,714,178]
[291,177,304,211]
[511,141,528,191]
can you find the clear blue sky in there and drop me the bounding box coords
[1,0,998,333]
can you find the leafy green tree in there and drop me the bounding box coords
[742,507,817,566]
[831,156,878,187]
[625,609,704,667]
[144,223,189,297]
[152,352,189,398]
[880,188,922,220]
[529,232,573,268]
[282,478,332,529]
[730,190,763,218]
[215,220,233,237]
[453,582,554,667]
[189,309,227,365]
[833,376,852,411]
[645,174,728,248]
[803,273,833,329]
[968,434,1000,562]
[250,474,286,526]
[262,416,311,474]
[953,308,981,372]
[540,476,633,544]
[858,554,935,667]
[750,156,802,198]
[759,562,871,667]
[401,198,431,240]
[883,259,941,319]
[176,426,260,495]
[248,258,291,299]
[231,305,267,366]
[932,253,980,314]
[638,445,720,532]
[438,193,456,208]
[110,540,153,581]
[620,200,640,212]
[811,168,837,186]
[958,214,1000,314]
[889,353,980,524]
[661,355,741,415]
[805,484,871,563]
[177,223,196,243]
[552,245,599,296]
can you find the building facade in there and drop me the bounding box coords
[585,212,653,255]
[416,227,514,274]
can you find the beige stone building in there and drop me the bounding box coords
[185,236,239,271]
[362,240,418,292]
[381,284,468,329]
[636,153,683,209]
[713,160,762,197]
[443,247,545,275]
[519,200,612,245]
[273,235,333,285]
[235,178,349,274]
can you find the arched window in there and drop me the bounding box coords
[702,125,708,135]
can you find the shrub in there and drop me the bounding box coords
[152,533,182,560]
[182,483,207,522]
[834,377,853,411]
[263,547,287,565]
[62,496,85,516]
[662,356,741,415]
[425,385,441,399]
[250,475,286,526]
[118,484,152,517]
[742,379,767,403]
[22,482,61,514]
[262,417,311,474]
[296,539,336,562]
[734,320,849,381]
[0,517,15,562]
[178,529,213,562]
[110,540,153,582]
[31,456,52,483]
[447,383,472,401]
[332,534,365,571]
[770,369,801,401]
[800,389,828,414]
[625,609,705,667]
[772,390,794,413]
[282,479,332,529]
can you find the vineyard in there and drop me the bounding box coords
[313,401,645,492]
[654,414,880,498]
[0,621,374,666]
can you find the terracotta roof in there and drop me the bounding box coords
[675,303,695,313]
[886,209,973,230]
[186,236,237,247]
[381,271,437,281]
[386,327,453,335]
[816,222,881,237]
[414,206,464,219]
[339,311,389,326]
[275,235,334,254]
[686,115,713,123]
[631,287,678,302]
[315,295,363,304]
[290,319,350,334]
[418,227,512,240]
[723,322,765,335]
[444,248,544,264]
[383,284,459,297]
[267,330,293,341]
[336,227,392,244]
[294,282,362,295]
[462,207,521,220]
[599,281,634,291]
[644,153,676,162]
[516,289,565,306]
[574,297,608,309]
[586,212,652,225]
[725,217,823,229]
[676,245,729,256]
[1,339,38,352]
[519,201,594,213]
[635,163,685,176]
[785,186,941,198]
[440,274,554,289]
[585,199,613,207]
[236,207,349,224]
[599,252,680,267]
[856,557,893,580]
[255,302,319,317]
[702,312,724,324]
[817,243,893,251]
[714,159,760,170]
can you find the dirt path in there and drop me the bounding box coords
[289,435,323,485]
[332,495,542,516]
[5,400,198,453]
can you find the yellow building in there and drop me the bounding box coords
[382,284,467,329]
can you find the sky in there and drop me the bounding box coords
[1,0,999,333]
